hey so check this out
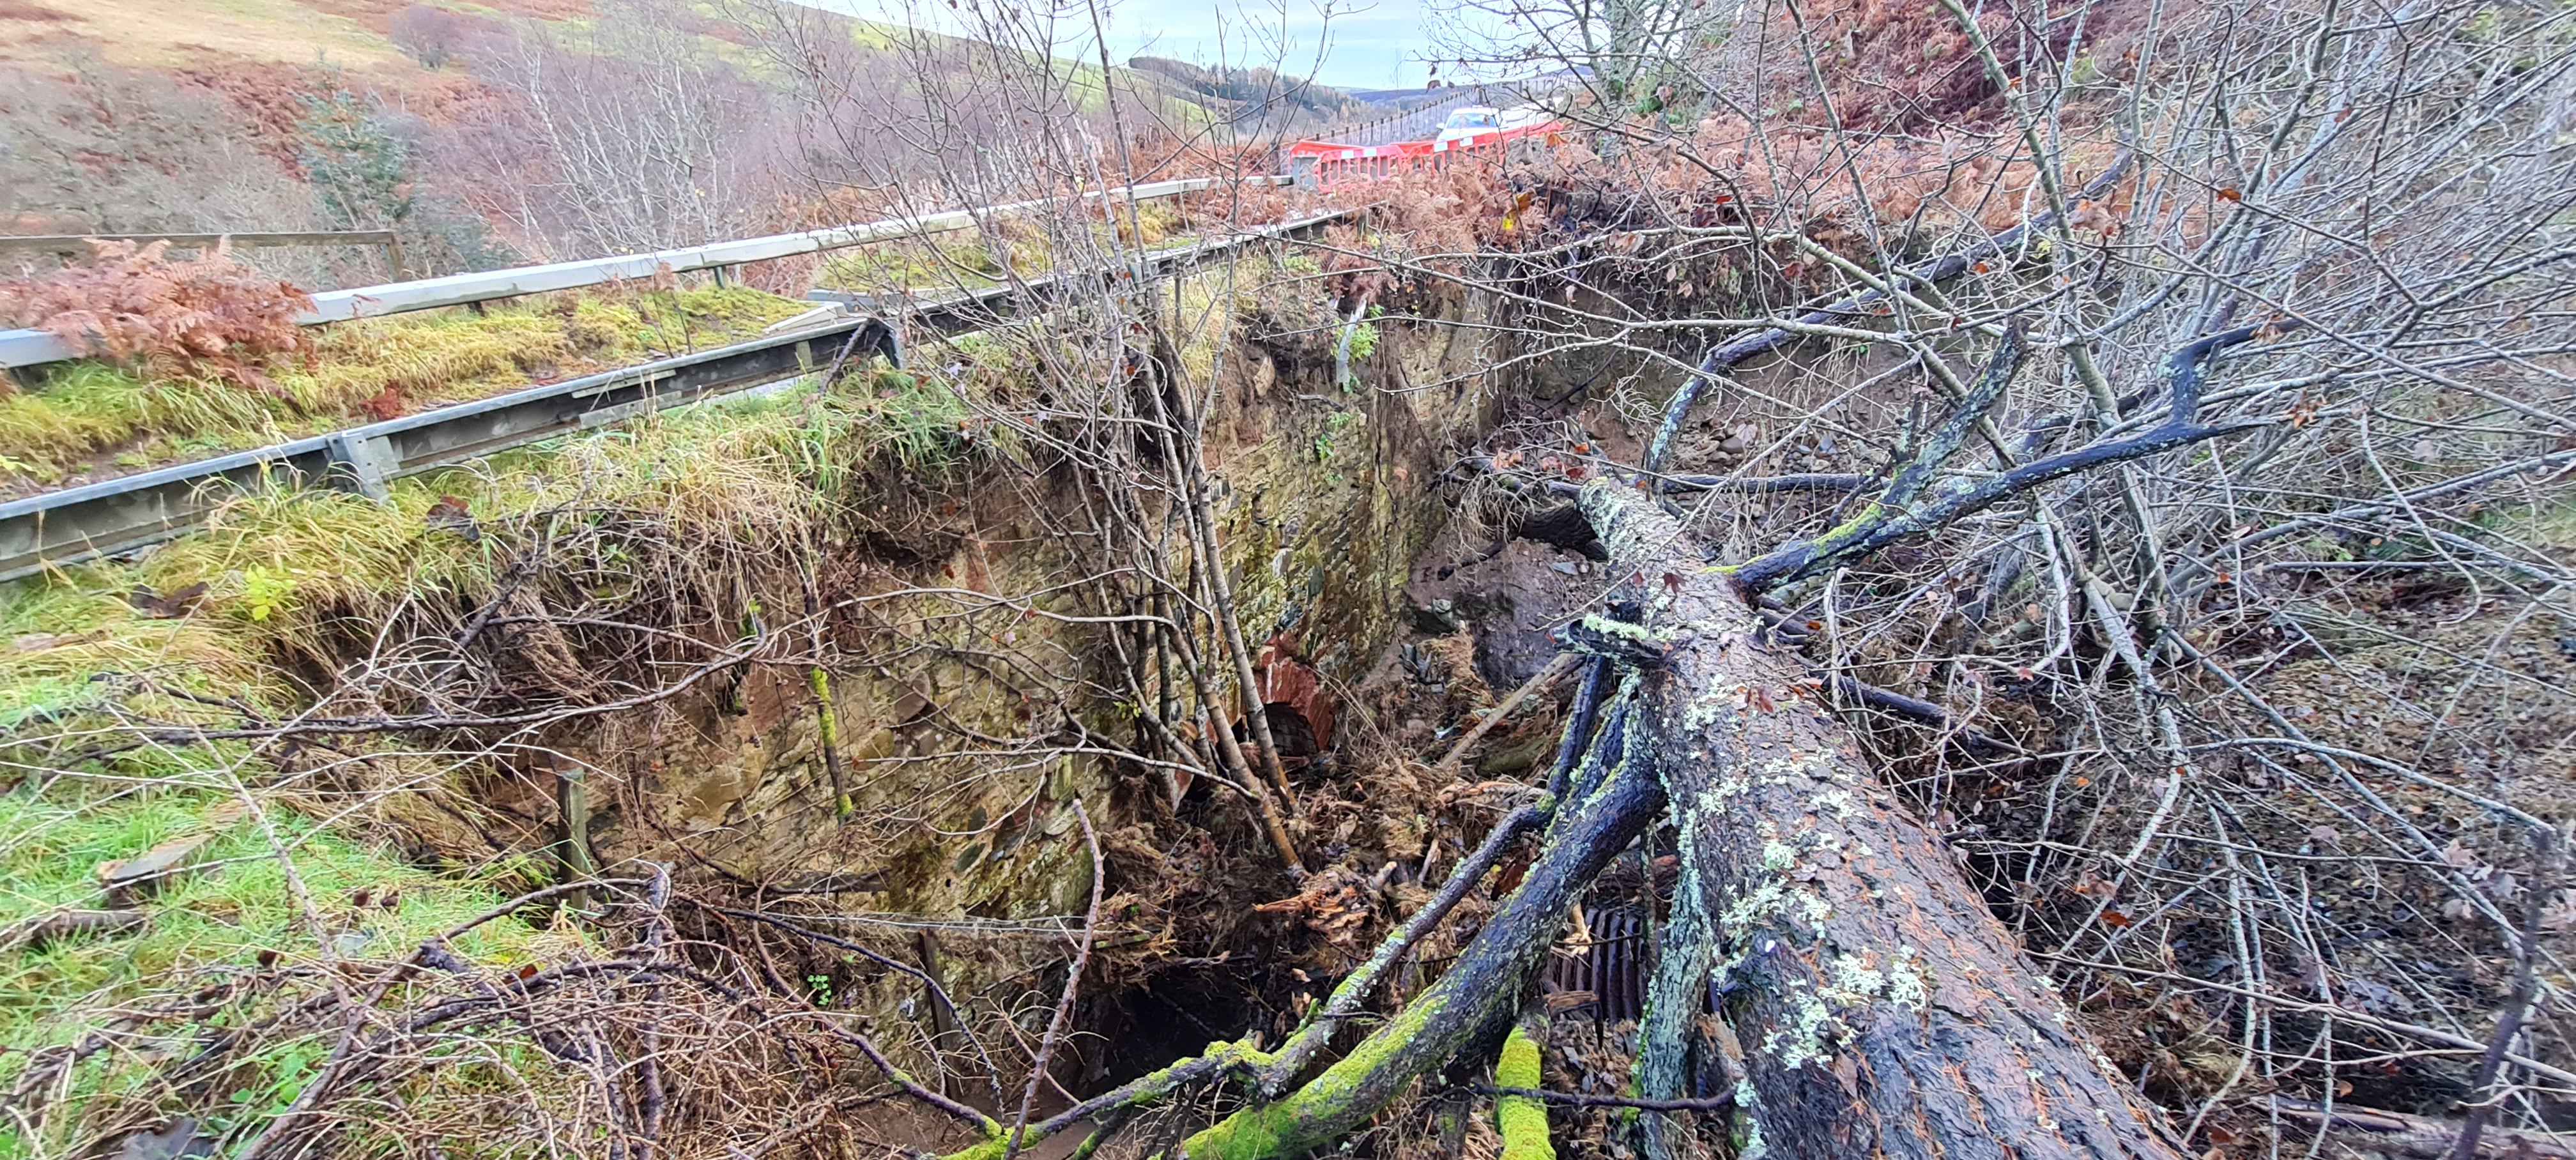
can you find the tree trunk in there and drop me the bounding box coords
[1579,482,2182,1160]
[1012,484,2188,1160]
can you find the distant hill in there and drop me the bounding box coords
[1127,56,1360,132]
[0,0,1224,287]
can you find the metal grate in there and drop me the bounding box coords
[1545,907,1650,1022]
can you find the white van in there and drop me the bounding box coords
[1434,107,1503,144]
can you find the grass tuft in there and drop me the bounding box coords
[0,285,811,491]
[0,777,571,1156]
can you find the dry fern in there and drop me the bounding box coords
[0,239,314,388]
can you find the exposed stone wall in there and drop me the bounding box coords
[546,282,1512,1068]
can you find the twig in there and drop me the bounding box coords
[2451,826,2561,1160]
[701,903,1004,1104]
[1637,153,2137,478]
[1733,321,2303,590]
[1006,801,1103,1160]
[1432,653,1577,776]
[2273,1097,2576,1159]
[1821,674,2020,755]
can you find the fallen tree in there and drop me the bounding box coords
[924,310,2263,1159]
[1120,468,2195,1159]
[1579,479,2181,1160]
[703,0,2576,1149]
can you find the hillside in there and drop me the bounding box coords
[0,0,1239,289]
[0,0,427,70]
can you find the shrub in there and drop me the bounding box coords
[0,240,314,385]
[390,4,469,70]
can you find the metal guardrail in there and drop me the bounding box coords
[1315,89,1494,147]
[0,176,1291,371]
[1308,72,1587,148]
[0,210,1346,583]
[0,323,892,586]
[0,230,404,270]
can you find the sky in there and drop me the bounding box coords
[794,0,1436,91]
[1101,0,1432,89]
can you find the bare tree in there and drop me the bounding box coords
[464,0,793,256]
[390,4,470,71]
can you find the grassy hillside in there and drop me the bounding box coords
[0,0,412,70]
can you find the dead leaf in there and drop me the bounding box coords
[126,582,209,619]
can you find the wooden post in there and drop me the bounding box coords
[917,931,962,1048]
[556,758,594,913]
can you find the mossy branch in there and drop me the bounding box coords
[1497,1023,1556,1160]
[1171,740,1665,1159]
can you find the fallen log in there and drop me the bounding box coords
[939,482,2184,1160]
[1579,480,2182,1160]
[2268,1096,2576,1159]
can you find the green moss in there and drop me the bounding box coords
[1496,1026,1554,1160]
[944,1140,1009,1160]
[819,233,1020,292]
[937,1118,1012,1160]
[1813,500,1885,547]
[1181,995,1446,1159]
[811,666,851,817]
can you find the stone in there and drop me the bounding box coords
[95,834,212,905]
[111,1118,214,1160]
[8,908,146,950]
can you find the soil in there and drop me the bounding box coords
[1406,535,1607,689]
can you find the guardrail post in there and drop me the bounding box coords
[869,317,905,370]
[324,431,401,501]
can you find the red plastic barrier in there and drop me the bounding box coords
[1286,121,1562,188]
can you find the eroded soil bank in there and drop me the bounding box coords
[12,204,2572,1160]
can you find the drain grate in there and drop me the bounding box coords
[1544,907,1650,1022]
